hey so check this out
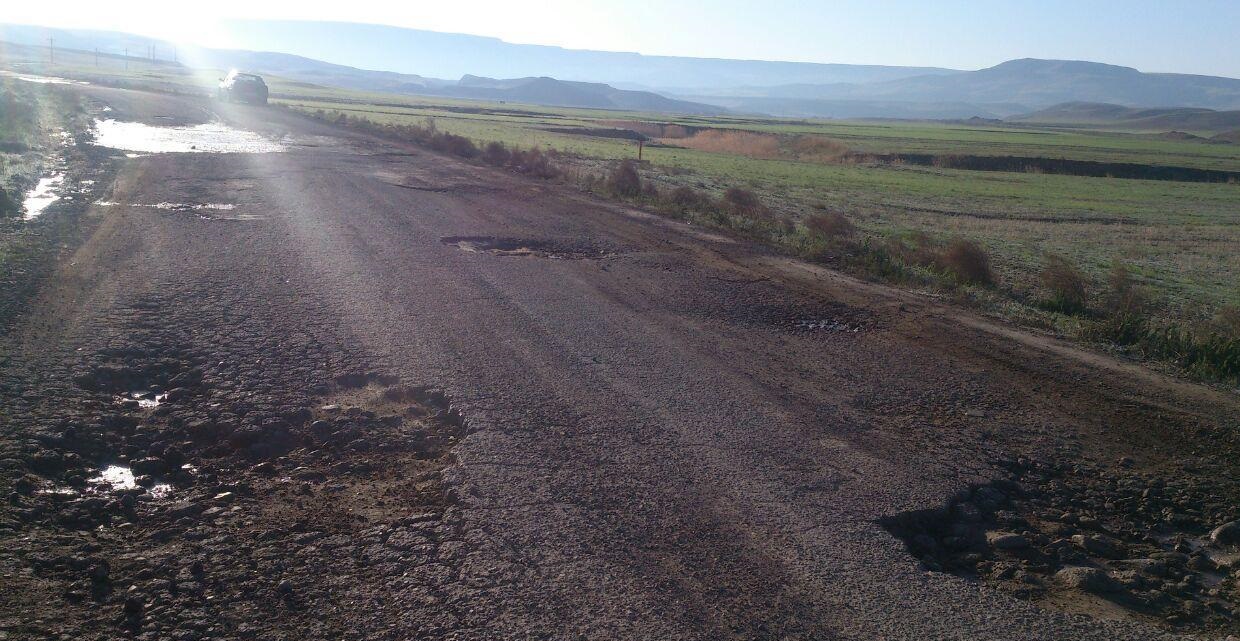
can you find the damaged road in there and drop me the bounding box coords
[1,84,1239,640]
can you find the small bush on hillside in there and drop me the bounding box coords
[1104,263,1148,317]
[804,212,856,240]
[1039,255,1089,314]
[607,160,643,197]
[937,239,994,286]
[429,132,478,159]
[722,187,766,218]
[481,141,511,167]
[509,148,560,179]
[665,186,714,212]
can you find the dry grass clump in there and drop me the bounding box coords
[607,159,643,197]
[664,186,715,212]
[787,135,851,162]
[480,141,511,167]
[666,129,850,163]
[936,239,995,286]
[672,130,782,159]
[804,211,856,240]
[1039,254,1089,314]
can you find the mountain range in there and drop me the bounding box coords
[3,21,1240,120]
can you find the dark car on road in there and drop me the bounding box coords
[217,71,269,105]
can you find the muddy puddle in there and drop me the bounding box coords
[114,390,167,409]
[90,464,173,497]
[95,201,262,221]
[0,70,89,85]
[796,318,865,333]
[441,235,614,259]
[22,173,65,220]
[92,119,287,154]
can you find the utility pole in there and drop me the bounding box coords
[48,37,54,65]
[95,47,99,67]
[124,48,128,70]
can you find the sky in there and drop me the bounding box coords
[3,0,1240,77]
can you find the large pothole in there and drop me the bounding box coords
[882,459,1240,633]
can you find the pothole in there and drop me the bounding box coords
[92,119,287,154]
[882,459,1240,633]
[440,235,614,259]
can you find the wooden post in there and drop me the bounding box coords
[638,139,644,162]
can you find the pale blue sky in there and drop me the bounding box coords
[5,0,1240,77]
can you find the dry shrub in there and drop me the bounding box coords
[607,160,643,197]
[672,130,782,159]
[642,181,660,200]
[1105,263,1147,316]
[509,148,560,179]
[722,187,767,218]
[1213,306,1240,336]
[787,135,851,162]
[937,239,994,286]
[429,133,479,159]
[665,186,714,212]
[804,211,856,240]
[1040,255,1089,314]
[481,141,511,167]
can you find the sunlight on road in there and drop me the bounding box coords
[92,119,287,154]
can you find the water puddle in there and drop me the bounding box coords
[93,119,287,154]
[89,464,173,496]
[116,391,167,408]
[440,236,614,259]
[796,319,864,333]
[0,70,89,85]
[92,464,137,490]
[23,173,65,219]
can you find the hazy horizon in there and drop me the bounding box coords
[3,0,1240,78]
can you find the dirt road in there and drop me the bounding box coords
[2,85,1238,640]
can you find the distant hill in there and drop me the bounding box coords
[1215,130,1240,143]
[675,96,1018,120]
[0,21,958,91]
[686,59,1240,118]
[1010,102,1240,132]
[210,20,962,90]
[433,75,725,114]
[0,25,723,115]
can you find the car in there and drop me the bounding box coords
[217,71,269,106]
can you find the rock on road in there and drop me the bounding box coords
[1,85,1238,640]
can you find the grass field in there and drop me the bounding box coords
[4,46,1239,379]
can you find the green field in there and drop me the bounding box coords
[4,47,1239,377]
